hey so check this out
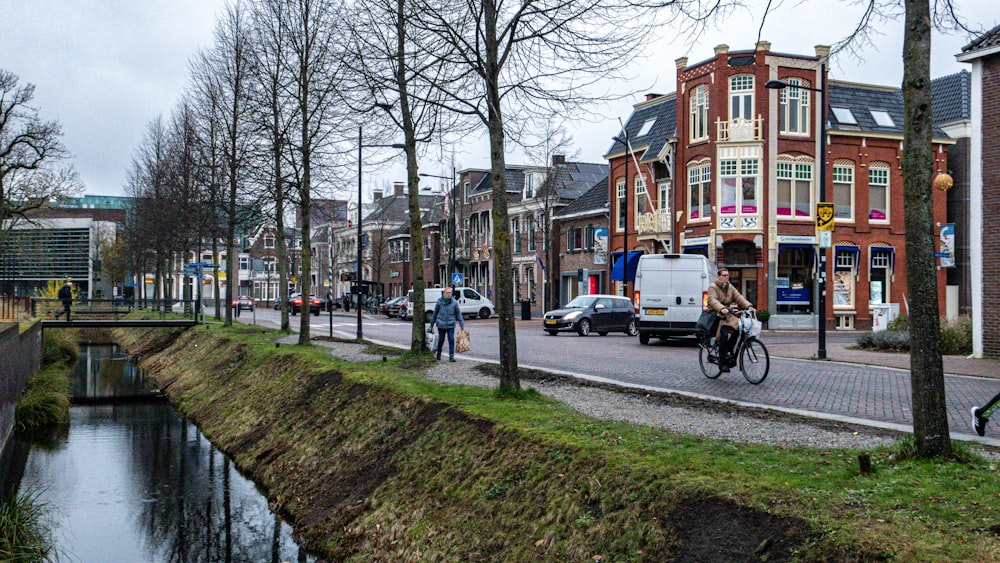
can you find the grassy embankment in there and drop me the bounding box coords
[113,322,999,562]
[1,326,75,560]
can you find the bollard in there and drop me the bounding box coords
[858,452,872,475]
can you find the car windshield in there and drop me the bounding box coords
[564,296,598,309]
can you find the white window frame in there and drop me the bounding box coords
[523,173,534,199]
[423,236,431,261]
[511,217,522,253]
[719,156,759,219]
[616,179,626,232]
[776,160,813,219]
[778,78,810,135]
[868,164,890,223]
[729,75,755,121]
[634,176,647,228]
[263,234,275,249]
[527,215,537,252]
[658,182,670,216]
[833,163,855,222]
[690,85,710,142]
[637,118,656,137]
[687,162,711,222]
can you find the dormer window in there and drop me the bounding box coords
[729,75,755,121]
[637,118,656,137]
[264,234,275,249]
[523,173,534,199]
[831,107,857,125]
[870,110,894,127]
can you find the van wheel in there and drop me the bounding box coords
[546,330,558,336]
[479,308,490,319]
[639,332,650,345]
[577,319,591,336]
[626,319,638,336]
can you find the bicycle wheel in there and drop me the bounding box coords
[739,338,770,384]
[699,343,722,379]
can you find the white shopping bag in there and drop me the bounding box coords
[426,328,436,349]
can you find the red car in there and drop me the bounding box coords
[290,294,322,316]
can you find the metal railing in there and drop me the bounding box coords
[31,298,200,321]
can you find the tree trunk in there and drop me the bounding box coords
[902,0,950,457]
[484,0,519,391]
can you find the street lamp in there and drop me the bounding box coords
[612,129,633,296]
[419,169,458,289]
[765,61,828,359]
[357,125,405,341]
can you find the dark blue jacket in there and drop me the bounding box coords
[430,296,464,330]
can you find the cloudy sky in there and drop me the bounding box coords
[4,1,996,198]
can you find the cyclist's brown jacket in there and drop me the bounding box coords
[707,281,752,333]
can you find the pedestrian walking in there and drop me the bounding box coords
[971,391,1000,436]
[55,278,73,321]
[429,287,465,362]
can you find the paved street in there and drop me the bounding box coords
[227,306,1000,446]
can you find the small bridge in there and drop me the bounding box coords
[32,298,202,329]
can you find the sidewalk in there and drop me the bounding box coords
[763,335,1000,379]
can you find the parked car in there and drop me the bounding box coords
[290,294,322,316]
[381,296,406,317]
[542,294,638,337]
[232,295,256,311]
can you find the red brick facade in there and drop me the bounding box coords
[981,56,1000,355]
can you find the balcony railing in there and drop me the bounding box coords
[636,212,672,236]
[717,116,764,142]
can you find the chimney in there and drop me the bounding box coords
[714,44,730,56]
[373,189,383,200]
[645,93,662,102]
[552,154,566,166]
[675,56,688,70]
[393,182,405,196]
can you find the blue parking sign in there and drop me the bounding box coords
[451,273,464,287]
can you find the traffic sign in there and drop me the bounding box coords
[451,272,464,287]
[816,202,835,231]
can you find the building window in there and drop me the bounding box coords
[776,161,813,218]
[658,182,670,216]
[833,248,857,310]
[833,163,855,221]
[634,176,647,227]
[869,164,889,222]
[616,179,626,231]
[688,163,711,221]
[870,249,892,305]
[719,158,759,217]
[690,85,709,142]
[403,241,410,262]
[729,74,754,121]
[523,173,534,199]
[527,215,537,251]
[511,217,522,253]
[566,227,582,252]
[778,78,810,135]
[239,256,249,270]
[584,224,595,251]
[263,234,275,249]
[423,237,431,260]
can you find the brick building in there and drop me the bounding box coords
[956,24,1000,357]
[607,42,952,330]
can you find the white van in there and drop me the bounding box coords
[634,254,717,344]
[406,287,495,321]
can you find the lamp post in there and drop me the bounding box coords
[357,126,405,341]
[765,61,828,359]
[419,169,458,289]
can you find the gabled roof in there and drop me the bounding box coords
[557,176,609,217]
[960,23,1000,57]
[362,193,441,224]
[605,94,677,162]
[931,70,971,125]
[470,161,608,202]
[827,81,948,138]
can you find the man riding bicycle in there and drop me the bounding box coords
[706,268,753,373]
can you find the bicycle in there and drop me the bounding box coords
[697,309,770,384]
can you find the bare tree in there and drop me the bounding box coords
[408,0,708,390]
[0,70,81,235]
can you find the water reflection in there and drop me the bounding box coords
[12,345,316,562]
[71,344,156,401]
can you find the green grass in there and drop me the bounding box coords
[113,322,1000,561]
[0,490,57,562]
[15,329,74,434]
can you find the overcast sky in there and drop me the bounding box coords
[4,1,996,199]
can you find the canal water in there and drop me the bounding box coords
[7,344,317,562]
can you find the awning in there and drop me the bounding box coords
[870,246,895,274]
[611,250,643,281]
[683,244,709,255]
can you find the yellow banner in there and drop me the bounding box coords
[816,202,835,231]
